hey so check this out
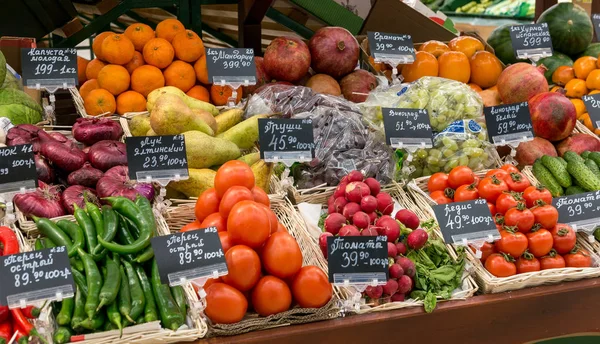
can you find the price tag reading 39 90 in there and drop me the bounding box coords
[552,191,600,230]
[367,31,416,64]
[327,236,389,285]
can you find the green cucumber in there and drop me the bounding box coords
[533,160,564,197]
[588,152,600,168]
[541,155,572,188]
[557,157,568,168]
[585,159,600,180]
[566,185,586,195]
[566,160,600,191]
[581,151,591,159]
[563,151,584,163]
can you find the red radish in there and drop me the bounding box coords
[387,242,398,257]
[376,192,394,215]
[367,212,378,224]
[407,229,429,250]
[352,211,370,229]
[365,285,383,299]
[340,176,349,184]
[364,178,381,195]
[347,170,364,182]
[395,242,407,255]
[397,275,413,294]
[377,216,400,243]
[360,195,378,213]
[319,232,333,258]
[361,227,378,236]
[324,213,346,235]
[395,209,420,230]
[333,197,348,213]
[339,225,360,236]
[382,279,399,296]
[342,202,361,219]
[391,293,405,302]
[396,257,415,278]
[334,182,348,198]
[327,195,335,212]
[389,264,404,279]
[345,182,370,203]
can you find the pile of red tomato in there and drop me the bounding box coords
[427,164,593,278]
[182,161,333,324]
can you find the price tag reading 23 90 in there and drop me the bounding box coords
[125,135,189,182]
[433,199,498,245]
[258,118,315,163]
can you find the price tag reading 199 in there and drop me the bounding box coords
[20,48,78,88]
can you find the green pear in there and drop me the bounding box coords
[237,152,261,166]
[150,94,214,136]
[215,108,244,134]
[251,160,273,193]
[147,86,218,116]
[192,109,217,134]
[146,128,157,136]
[217,114,269,150]
[183,130,241,168]
[167,168,216,198]
[129,113,151,137]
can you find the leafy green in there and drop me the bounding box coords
[317,212,328,231]
[0,88,43,124]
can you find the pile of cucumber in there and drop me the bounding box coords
[532,151,600,197]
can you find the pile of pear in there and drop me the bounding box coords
[127,86,272,198]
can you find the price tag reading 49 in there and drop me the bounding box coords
[0,144,38,194]
[509,23,553,60]
[327,236,389,285]
[258,118,315,163]
[382,108,433,149]
[125,135,189,182]
[582,93,600,129]
[483,102,533,146]
[0,246,74,308]
[552,191,600,230]
[433,199,498,245]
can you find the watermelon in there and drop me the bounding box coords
[578,43,600,58]
[537,3,593,56]
[538,52,573,83]
[487,24,527,65]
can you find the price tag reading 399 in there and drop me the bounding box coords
[509,23,553,60]
[258,118,315,163]
[433,199,498,245]
[205,48,257,85]
[552,191,600,230]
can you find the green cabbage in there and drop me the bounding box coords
[0,88,43,125]
[2,71,21,90]
[0,51,6,88]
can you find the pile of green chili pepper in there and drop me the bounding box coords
[33,196,187,343]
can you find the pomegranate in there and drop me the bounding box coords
[497,63,548,103]
[308,27,359,79]
[243,57,271,96]
[529,92,576,142]
[515,137,557,167]
[263,36,311,83]
[340,70,377,103]
[556,133,600,156]
[305,74,341,96]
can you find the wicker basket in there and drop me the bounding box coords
[291,183,398,205]
[574,121,600,140]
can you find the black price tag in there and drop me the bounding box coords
[552,191,600,230]
[258,118,315,163]
[151,227,228,286]
[206,48,256,85]
[582,94,600,129]
[483,102,533,145]
[20,48,78,88]
[367,31,416,64]
[125,135,189,182]
[382,108,433,149]
[326,236,389,285]
[593,14,600,40]
[433,199,498,245]
[509,23,553,59]
[0,144,38,194]
[0,246,74,308]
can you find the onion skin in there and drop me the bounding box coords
[62,185,98,214]
[6,125,41,152]
[67,162,103,187]
[35,154,55,184]
[97,166,155,201]
[88,140,127,172]
[72,118,123,146]
[14,184,65,218]
[38,130,86,172]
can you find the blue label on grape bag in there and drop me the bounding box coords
[396,86,409,96]
[467,120,482,133]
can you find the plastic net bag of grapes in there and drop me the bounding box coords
[405,119,500,178]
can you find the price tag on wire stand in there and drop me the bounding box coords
[0,144,37,196]
[509,23,553,62]
[484,102,534,146]
[382,108,433,149]
[206,48,256,105]
[327,236,389,286]
[582,94,600,129]
[433,199,499,246]
[125,135,189,185]
[593,14,600,41]
[0,246,74,308]
[258,118,315,164]
[552,191,600,232]
[151,227,228,286]
[367,31,415,81]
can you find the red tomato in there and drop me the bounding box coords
[195,188,220,222]
[218,231,233,253]
[261,232,303,279]
[478,176,509,203]
[495,192,521,215]
[291,266,332,308]
[180,220,202,232]
[523,186,552,208]
[252,186,270,206]
[531,203,558,230]
[497,228,528,258]
[526,229,553,257]
[448,166,475,189]
[504,203,535,233]
[214,160,255,197]
[500,164,520,173]
[470,242,496,263]
[221,245,262,291]
[427,172,450,193]
[473,175,480,186]
[539,251,566,270]
[485,169,509,180]
[430,190,453,204]
[277,222,288,233]
[487,202,496,217]
[453,183,479,202]
[484,253,517,277]
[219,186,254,219]
[516,253,541,273]
[550,224,576,254]
[227,201,271,248]
[251,276,292,316]
[564,248,592,268]
[504,172,531,193]
[256,203,279,234]
[204,283,248,324]
[201,213,227,232]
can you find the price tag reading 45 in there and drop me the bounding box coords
[382,108,433,149]
[509,23,553,60]
[258,118,315,163]
[483,102,533,146]
[367,31,416,64]
[151,227,228,286]
[125,135,189,182]
[582,94,600,129]
[21,48,78,88]
[0,144,38,194]
[433,199,499,245]
[327,236,389,285]
[552,191,600,230]
[205,48,256,85]
[0,246,74,308]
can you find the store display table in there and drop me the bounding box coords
[198,278,600,344]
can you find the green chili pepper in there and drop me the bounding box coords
[79,310,105,330]
[70,256,85,273]
[122,260,145,320]
[93,206,119,255]
[123,216,141,239]
[104,321,117,331]
[170,286,187,318]
[151,259,184,330]
[78,248,102,320]
[73,205,97,256]
[71,286,86,331]
[134,264,158,322]
[118,265,134,323]
[31,216,74,257]
[56,296,74,326]
[97,256,121,311]
[71,269,88,299]
[98,197,152,254]
[136,315,145,324]
[135,195,156,233]
[53,326,72,344]
[56,220,85,252]
[34,238,44,251]
[86,202,104,237]
[106,301,123,336]
[115,215,137,262]
[134,246,154,263]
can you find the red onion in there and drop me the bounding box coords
[14,183,65,218]
[62,185,98,214]
[38,130,86,172]
[88,140,127,171]
[6,125,41,152]
[48,131,68,144]
[73,118,123,146]
[67,162,103,187]
[35,154,55,184]
[97,166,155,201]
